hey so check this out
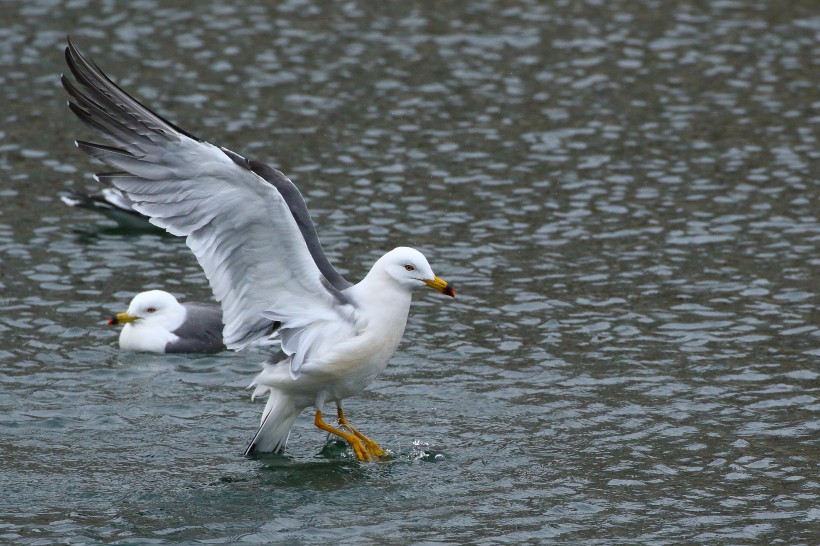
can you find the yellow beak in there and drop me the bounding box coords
[109,312,138,325]
[423,275,455,298]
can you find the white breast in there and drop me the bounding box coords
[119,323,180,353]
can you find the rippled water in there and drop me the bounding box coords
[1,0,818,543]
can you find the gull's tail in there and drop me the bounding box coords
[244,387,302,456]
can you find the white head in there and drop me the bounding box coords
[374,247,455,297]
[109,290,187,352]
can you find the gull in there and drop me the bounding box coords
[108,290,225,354]
[62,38,455,461]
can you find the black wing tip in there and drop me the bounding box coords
[65,36,89,67]
[74,139,133,156]
[64,37,85,78]
[66,100,87,119]
[62,36,205,144]
[93,171,132,183]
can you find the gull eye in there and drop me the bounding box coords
[146,307,156,313]
[404,265,415,271]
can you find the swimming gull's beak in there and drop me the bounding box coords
[108,312,138,325]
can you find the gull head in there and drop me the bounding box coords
[108,289,186,330]
[378,247,455,297]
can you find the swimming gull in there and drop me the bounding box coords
[61,187,158,230]
[109,290,225,354]
[63,38,455,461]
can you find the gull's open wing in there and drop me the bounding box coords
[63,38,354,349]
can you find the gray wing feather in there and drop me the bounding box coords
[164,302,227,354]
[221,150,351,291]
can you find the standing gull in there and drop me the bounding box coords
[109,290,225,354]
[62,39,455,461]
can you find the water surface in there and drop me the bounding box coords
[1,0,818,543]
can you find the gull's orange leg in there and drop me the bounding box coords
[337,406,388,458]
[314,409,371,461]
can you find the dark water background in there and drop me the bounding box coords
[1,0,818,543]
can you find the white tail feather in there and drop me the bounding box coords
[244,390,302,455]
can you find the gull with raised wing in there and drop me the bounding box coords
[62,38,455,461]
